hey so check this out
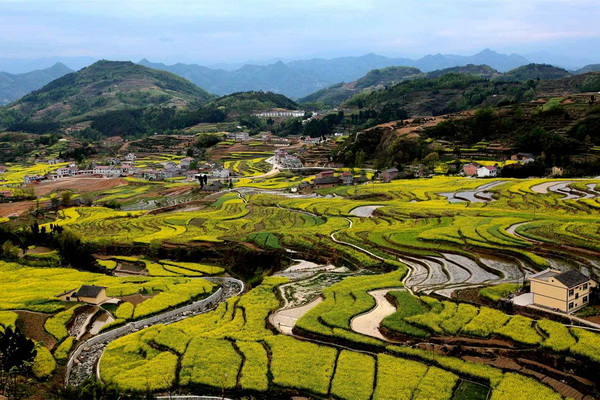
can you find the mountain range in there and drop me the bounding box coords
[2,50,600,106]
[0,63,73,105]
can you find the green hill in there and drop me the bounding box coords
[207,91,299,115]
[299,66,423,106]
[497,63,571,82]
[426,64,499,79]
[6,60,214,122]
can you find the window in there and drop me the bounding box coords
[584,283,588,290]
[569,289,574,297]
[583,296,588,303]
[569,302,574,309]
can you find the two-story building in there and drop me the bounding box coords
[529,269,596,313]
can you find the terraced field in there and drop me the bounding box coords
[5,175,600,399]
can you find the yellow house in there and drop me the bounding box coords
[56,285,108,305]
[530,269,595,313]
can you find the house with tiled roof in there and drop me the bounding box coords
[530,269,596,313]
[56,285,108,305]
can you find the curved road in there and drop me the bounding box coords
[66,277,244,387]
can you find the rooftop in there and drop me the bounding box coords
[75,285,107,298]
[530,269,590,288]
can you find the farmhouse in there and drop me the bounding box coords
[212,167,230,179]
[381,168,399,183]
[529,269,596,313]
[511,153,535,163]
[56,285,108,305]
[476,166,498,178]
[180,157,194,169]
[462,163,480,177]
[313,176,340,189]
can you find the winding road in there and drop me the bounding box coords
[66,277,244,387]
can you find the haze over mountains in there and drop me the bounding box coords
[1,49,600,105]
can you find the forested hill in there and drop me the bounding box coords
[207,91,299,115]
[3,60,214,123]
[300,63,581,109]
[300,66,423,106]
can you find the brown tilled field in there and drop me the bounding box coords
[32,177,128,196]
[0,201,36,217]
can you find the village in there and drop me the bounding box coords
[0,130,543,201]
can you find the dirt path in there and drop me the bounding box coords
[270,297,323,335]
[349,205,383,217]
[350,289,397,340]
[530,181,571,194]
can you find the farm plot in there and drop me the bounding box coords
[98,274,567,400]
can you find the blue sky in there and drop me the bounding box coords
[0,0,598,64]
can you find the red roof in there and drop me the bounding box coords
[485,166,497,170]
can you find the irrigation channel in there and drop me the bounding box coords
[65,277,244,387]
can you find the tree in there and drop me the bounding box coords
[60,191,72,207]
[0,327,36,399]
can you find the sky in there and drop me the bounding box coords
[0,0,599,65]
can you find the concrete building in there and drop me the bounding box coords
[476,166,498,178]
[530,269,595,313]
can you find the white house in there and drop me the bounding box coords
[476,166,498,178]
[212,168,230,179]
[180,157,194,169]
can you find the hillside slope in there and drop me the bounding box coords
[300,66,423,106]
[207,91,299,114]
[7,60,214,122]
[0,63,73,105]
